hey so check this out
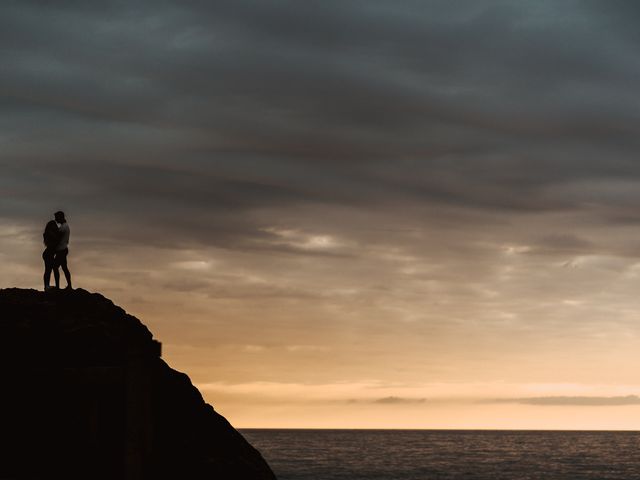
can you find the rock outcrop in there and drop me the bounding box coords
[0,288,276,480]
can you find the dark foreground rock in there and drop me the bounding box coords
[0,288,276,480]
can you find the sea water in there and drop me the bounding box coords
[241,429,640,480]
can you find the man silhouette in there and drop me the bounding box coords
[54,211,72,290]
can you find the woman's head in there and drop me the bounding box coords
[43,220,59,247]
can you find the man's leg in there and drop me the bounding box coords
[58,249,72,289]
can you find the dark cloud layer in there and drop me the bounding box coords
[5,0,640,250]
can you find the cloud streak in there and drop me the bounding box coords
[490,396,640,407]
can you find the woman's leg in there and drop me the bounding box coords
[43,250,53,290]
[52,250,61,288]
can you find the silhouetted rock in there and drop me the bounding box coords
[0,288,276,480]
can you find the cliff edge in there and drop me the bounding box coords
[0,288,276,480]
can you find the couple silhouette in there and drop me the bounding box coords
[43,211,72,291]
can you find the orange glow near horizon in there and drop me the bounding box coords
[4,219,640,430]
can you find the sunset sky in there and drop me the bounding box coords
[4,0,640,429]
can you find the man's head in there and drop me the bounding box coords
[54,211,66,223]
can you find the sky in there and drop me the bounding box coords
[4,0,640,429]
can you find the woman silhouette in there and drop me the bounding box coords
[43,220,60,290]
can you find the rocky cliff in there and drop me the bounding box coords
[0,288,276,480]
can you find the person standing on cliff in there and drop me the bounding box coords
[53,211,72,290]
[42,220,60,291]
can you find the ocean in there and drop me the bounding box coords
[241,429,640,480]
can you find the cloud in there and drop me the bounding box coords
[490,395,640,406]
[285,345,330,353]
[5,0,640,230]
[373,396,427,404]
[4,0,640,264]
